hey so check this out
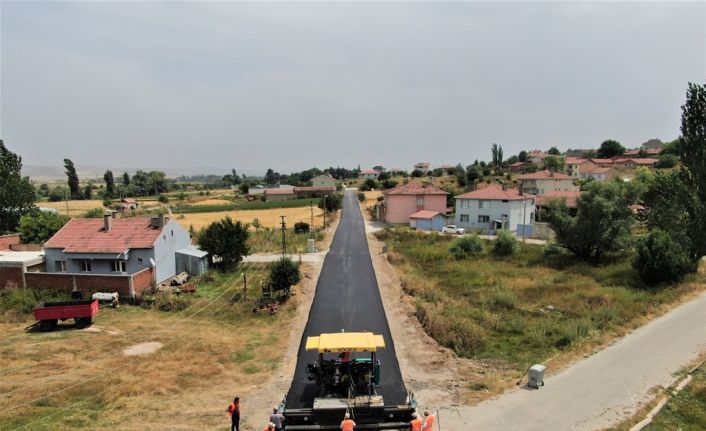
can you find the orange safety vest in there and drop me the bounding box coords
[341,419,356,431]
[423,415,435,430]
[263,427,274,431]
[411,418,423,431]
[227,402,240,417]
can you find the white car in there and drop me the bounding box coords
[442,225,465,235]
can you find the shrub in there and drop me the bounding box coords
[19,212,70,244]
[158,195,169,203]
[448,234,484,259]
[294,221,310,234]
[358,178,379,191]
[82,208,105,218]
[0,289,70,314]
[633,229,693,286]
[543,244,564,257]
[493,230,520,257]
[269,257,301,295]
[357,192,365,202]
[654,153,679,169]
[154,291,192,312]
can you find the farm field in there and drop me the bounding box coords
[38,200,105,217]
[363,190,382,208]
[376,228,705,393]
[0,265,300,430]
[174,206,325,231]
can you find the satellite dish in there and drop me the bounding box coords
[149,258,156,266]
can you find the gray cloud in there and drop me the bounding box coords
[1,1,704,174]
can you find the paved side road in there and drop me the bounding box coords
[439,291,706,430]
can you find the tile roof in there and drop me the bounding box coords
[44,218,164,254]
[510,161,530,167]
[516,169,573,180]
[294,186,336,192]
[588,158,615,164]
[565,157,587,165]
[612,158,656,165]
[384,182,448,195]
[409,210,443,219]
[455,184,532,201]
[360,169,379,174]
[536,190,582,208]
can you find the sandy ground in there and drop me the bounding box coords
[238,212,341,430]
[174,207,325,231]
[122,341,163,356]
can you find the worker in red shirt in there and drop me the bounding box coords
[421,410,435,431]
[226,396,240,431]
[410,412,423,431]
[341,412,356,431]
[263,422,276,431]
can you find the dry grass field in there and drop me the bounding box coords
[38,200,105,217]
[190,198,232,206]
[363,190,382,208]
[0,266,300,430]
[175,206,325,231]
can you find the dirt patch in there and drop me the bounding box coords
[122,341,163,356]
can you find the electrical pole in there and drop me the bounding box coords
[323,195,327,229]
[310,202,314,239]
[243,273,247,300]
[280,215,286,258]
[522,198,527,243]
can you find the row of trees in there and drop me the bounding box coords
[546,82,706,286]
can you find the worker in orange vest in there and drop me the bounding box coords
[263,422,276,431]
[410,412,423,431]
[341,412,356,431]
[226,396,240,431]
[421,409,435,431]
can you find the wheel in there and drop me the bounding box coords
[457,231,462,235]
[39,319,58,332]
[75,317,92,329]
[71,291,84,300]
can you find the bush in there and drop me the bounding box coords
[543,244,564,257]
[633,229,693,286]
[358,178,379,191]
[655,153,679,169]
[0,289,69,314]
[269,257,301,295]
[493,230,520,257]
[82,207,105,218]
[448,234,484,259]
[294,221,310,234]
[357,192,365,202]
[154,291,192,312]
[158,195,169,203]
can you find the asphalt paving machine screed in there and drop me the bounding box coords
[283,332,415,430]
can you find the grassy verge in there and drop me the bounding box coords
[377,228,704,378]
[248,228,325,254]
[0,264,299,430]
[174,198,320,214]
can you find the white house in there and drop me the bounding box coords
[311,174,337,188]
[579,165,618,182]
[454,185,535,234]
[358,169,380,180]
[516,170,576,195]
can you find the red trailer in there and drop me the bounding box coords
[33,299,99,331]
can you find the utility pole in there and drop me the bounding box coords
[522,198,527,243]
[243,273,247,300]
[323,195,327,229]
[65,188,70,216]
[280,215,287,258]
[310,202,314,239]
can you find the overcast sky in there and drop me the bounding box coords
[1,1,704,175]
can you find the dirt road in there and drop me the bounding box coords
[439,291,706,430]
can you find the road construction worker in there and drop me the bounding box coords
[341,412,356,431]
[226,396,240,431]
[410,412,423,431]
[263,422,276,431]
[270,406,285,431]
[421,409,435,431]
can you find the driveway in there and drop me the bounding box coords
[439,291,706,430]
[284,190,407,408]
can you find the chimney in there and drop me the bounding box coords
[103,214,112,232]
[157,213,166,229]
[519,182,524,196]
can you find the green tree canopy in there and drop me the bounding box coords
[18,212,70,244]
[197,217,249,267]
[547,147,561,155]
[268,257,301,295]
[543,155,565,172]
[596,140,626,159]
[319,192,343,212]
[103,170,115,198]
[63,158,81,199]
[633,229,693,286]
[518,150,528,162]
[0,140,37,233]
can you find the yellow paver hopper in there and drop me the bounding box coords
[305,331,386,353]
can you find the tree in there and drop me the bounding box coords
[654,154,679,169]
[197,217,249,267]
[507,155,519,165]
[268,257,301,295]
[0,140,37,233]
[518,150,528,162]
[455,163,468,187]
[294,221,310,234]
[543,155,565,172]
[466,165,484,185]
[410,169,424,178]
[18,212,69,244]
[103,170,115,198]
[264,168,279,185]
[633,229,693,286]
[491,143,504,166]
[548,147,561,155]
[239,183,249,194]
[122,171,130,186]
[63,158,81,199]
[596,140,625,159]
[83,182,93,200]
[547,181,635,261]
[358,178,379,192]
[319,193,343,212]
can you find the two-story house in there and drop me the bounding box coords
[383,182,448,224]
[516,170,576,195]
[580,165,618,182]
[358,169,380,180]
[454,185,535,234]
[565,157,588,178]
[311,174,337,188]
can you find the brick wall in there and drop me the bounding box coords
[0,267,24,289]
[24,272,75,292]
[131,267,154,297]
[24,272,132,297]
[0,234,20,250]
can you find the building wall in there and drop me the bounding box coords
[410,216,447,231]
[521,178,575,195]
[265,193,295,202]
[311,176,337,187]
[24,267,154,298]
[0,234,20,250]
[44,247,154,276]
[454,199,535,233]
[152,219,192,283]
[0,267,24,289]
[385,194,447,224]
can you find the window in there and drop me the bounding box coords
[478,200,491,209]
[55,261,66,272]
[460,214,469,223]
[461,200,469,209]
[112,260,127,273]
[478,215,490,223]
[416,197,424,206]
[80,261,92,272]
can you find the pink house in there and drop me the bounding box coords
[383,182,448,224]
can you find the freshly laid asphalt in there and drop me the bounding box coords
[285,191,407,409]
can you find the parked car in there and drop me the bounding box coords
[442,225,465,235]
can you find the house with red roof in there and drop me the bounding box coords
[516,170,577,196]
[580,165,618,182]
[358,169,380,180]
[409,210,448,232]
[264,187,296,202]
[33,214,206,298]
[382,182,448,224]
[453,184,535,234]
